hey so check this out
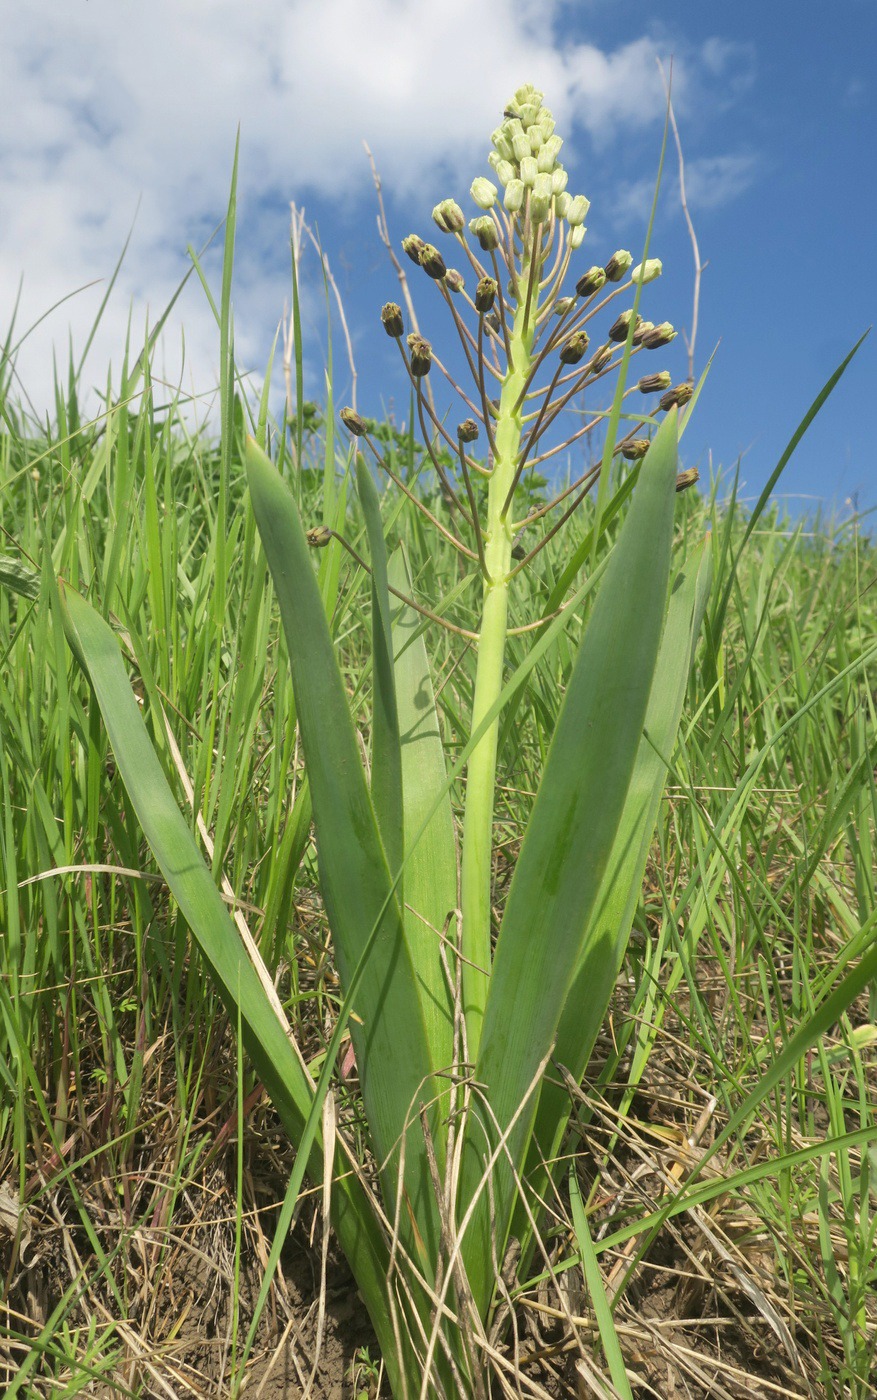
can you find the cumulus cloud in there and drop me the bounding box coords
[0,1,754,416]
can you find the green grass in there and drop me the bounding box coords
[1,193,875,1399]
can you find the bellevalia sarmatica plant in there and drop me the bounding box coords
[61,84,712,1395]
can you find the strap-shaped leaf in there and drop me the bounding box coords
[245,438,442,1261]
[461,409,680,1307]
[514,533,713,1247]
[357,460,404,883]
[389,544,456,1073]
[58,585,393,1316]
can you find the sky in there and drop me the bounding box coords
[2,0,875,519]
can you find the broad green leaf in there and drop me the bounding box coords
[358,460,404,881]
[514,533,712,1247]
[461,409,680,1310]
[245,437,443,1264]
[57,584,393,1320]
[389,544,456,1073]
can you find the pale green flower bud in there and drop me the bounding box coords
[514,83,543,108]
[493,159,516,187]
[491,127,515,162]
[551,166,568,195]
[554,191,571,220]
[631,258,663,285]
[553,296,575,316]
[469,215,499,251]
[536,113,555,139]
[432,199,465,234]
[511,130,531,163]
[566,194,590,227]
[540,134,562,167]
[470,177,498,210]
[530,180,552,223]
[569,225,586,249]
[605,249,633,282]
[518,102,541,129]
[519,155,538,187]
[528,126,543,154]
[307,525,332,548]
[504,179,525,213]
[505,117,525,141]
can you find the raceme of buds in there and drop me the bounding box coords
[457,419,479,443]
[631,258,663,285]
[381,303,404,338]
[402,234,426,264]
[608,310,641,344]
[576,266,606,298]
[407,333,432,377]
[475,276,498,313]
[675,468,700,493]
[432,199,465,234]
[340,407,366,436]
[445,269,465,294]
[470,176,498,209]
[641,322,677,349]
[621,438,650,460]
[604,249,633,282]
[419,244,447,279]
[637,371,672,394]
[659,382,694,412]
[469,216,499,251]
[307,526,333,548]
[560,330,590,364]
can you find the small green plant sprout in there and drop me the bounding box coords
[62,84,713,1396]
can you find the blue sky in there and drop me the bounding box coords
[2,1,875,518]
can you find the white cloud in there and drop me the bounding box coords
[0,1,753,417]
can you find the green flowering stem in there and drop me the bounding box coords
[460,258,539,1056]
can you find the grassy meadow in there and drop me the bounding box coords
[1,102,876,1399]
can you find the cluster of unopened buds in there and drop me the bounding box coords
[331,84,697,596]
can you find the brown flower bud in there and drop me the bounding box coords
[590,343,613,372]
[675,467,700,493]
[608,310,641,343]
[402,234,426,264]
[659,382,694,412]
[306,526,333,548]
[632,320,654,346]
[407,333,432,377]
[419,243,447,279]
[620,437,650,460]
[340,407,366,436]
[475,276,497,313]
[637,371,672,394]
[604,250,633,282]
[457,419,479,443]
[445,268,465,294]
[560,330,590,364]
[641,321,677,349]
[575,265,606,298]
[381,302,404,338]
